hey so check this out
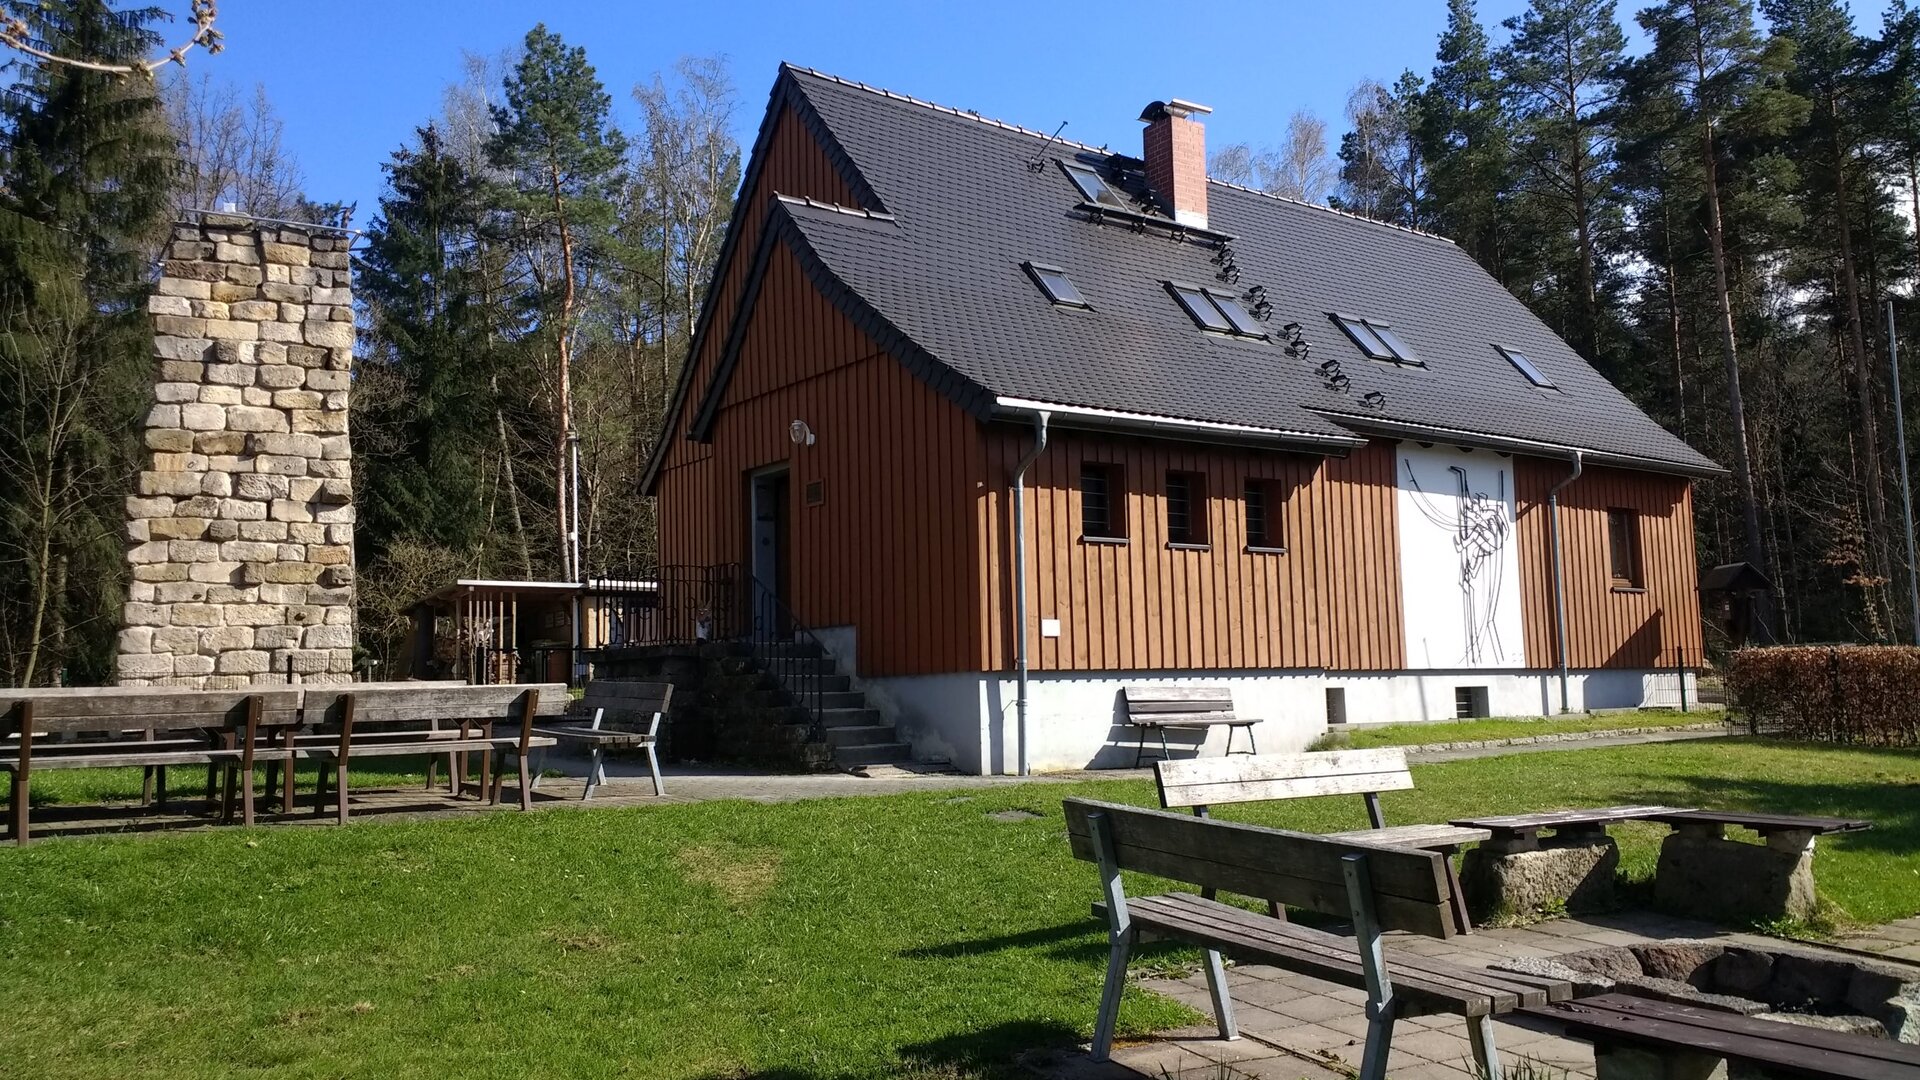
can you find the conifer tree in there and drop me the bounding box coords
[1421,0,1515,278]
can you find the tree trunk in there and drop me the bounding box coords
[550,164,577,583]
[1661,186,1687,439]
[1831,117,1889,634]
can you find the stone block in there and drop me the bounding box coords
[225,405,287,433]
[197,385,241,405]
[274,389,324,410]
[152,627,200,653]
[308,460,351,479]
[307,585,354,605]
[224,605,288,627]
[1462,837,1619,923]
[304,368,350,392]
[326,347,353,371]
[255,454,310,476]
[325,524,353,545]
[138,471,203,497]
[203,676,250,690]
[205,319,259,341]
[173,654,216,677]
[312,251,349,269]
[125,519,150,542]
[309,545,352,566]
[239,520,290,541]
[118,626,153,654]
[142,429,194,454]
[270,498,315,523]
[259,562,324,584]
[204,519,239,542]
[205,363,254,386]
[215,241,260,265]
[154,315,208,338]
[262,242,310,265]
[256,341,288,364]
[287,477,322,502]
[264,264,290,285]
[303,320,354,349]
[117,653,175,679]
[149,517,211,541]
[315,479,352,504]
[319,565,354,588]
[323,606,353,625]
[179,402,226,431]
[130,579,157,601]
[239,387,270,407]
[287,523,326,544]
[215,649,270,675]
[221,540,281,563]
[278,303,307,322]
[152,382,200,404]
[169,239,214,260]
[155,581,208,603]
[276,543,305,562]
[132,563,189,582]
[190,299,230,321]
[230,300,279,321]
[168,540,222,563]
[200,471,233,497]
[1654,832,1817,924]
[148,294,192,316]
[261,282,306,303]
[209,281,256,303]
[286,344,326,368]
[159,358,210,381]
[260,320,303,343]
[169,604,225,627]
[126,496,174,519]
[254,626,303,650]
[287,605,325,626]
[318,435,351,460]
[291,265,320,285]
[194,431,246,455]
[224,264,264,286]
[144,403,181,429]
[149,452,206,473]
[1593,1044,1729,1080]
[233,474,287,501]
[156,276,212,298]
[291,409,348,434]
[200,625,253,652]
[187,561,241,584]
[123,601,169,626]
[314,503,356,525]
[258,364,306,389]
[310,286,350,305]
[303,624,353,649]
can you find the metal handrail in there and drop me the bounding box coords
[747,578,829,742]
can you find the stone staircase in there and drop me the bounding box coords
[748,640,914,770]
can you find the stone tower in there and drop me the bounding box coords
[117,213,356,687]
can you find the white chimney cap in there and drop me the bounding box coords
[1166,99,1213,118]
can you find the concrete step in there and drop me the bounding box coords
[817,707,882,728]
[822,724,898,748]
[832,741,914,768]
[767,672,852,694]
[750,639,825,660]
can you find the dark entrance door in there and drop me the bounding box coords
[747,468,791,633]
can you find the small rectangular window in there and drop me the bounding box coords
[1166,470,1208,546]
[1206,290,1267,337]
[1244,479,1285,551]
[1024,262,1088,308]
[1081,462,1126,540]
[1497,344,1557,389]
[1608,509,1642,587]
[1170,284,1234,332]
[1061,162,1129,210]
[1332,314,1421,365]
[1454,686,1490,719]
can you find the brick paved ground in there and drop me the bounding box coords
[1841,914,1920,964]
[1031,912,1920,1080]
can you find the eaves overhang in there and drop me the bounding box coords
[1314,409,1729,479]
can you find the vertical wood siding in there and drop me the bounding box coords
[657,242,980,676]
[975,432,1406,673]
[1514,460,1704,669]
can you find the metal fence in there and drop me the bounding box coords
[746,577,828,741]
[1640,645,1709,711]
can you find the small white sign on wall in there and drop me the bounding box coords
[1396,443,1526,669]
[1040,618,1062,639]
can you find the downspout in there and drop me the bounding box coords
[1009,411,1051,776]
[1547,451,1584,714]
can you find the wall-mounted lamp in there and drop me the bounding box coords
[789,420,816,447]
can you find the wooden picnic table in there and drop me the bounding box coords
[1448,805,1694,851]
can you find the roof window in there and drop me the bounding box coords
[1496,344,1557,389]
[1061,162,1130,211]
[1170,283,1266,338]
[1024,262,1089,308]
[1331,314,1422,366]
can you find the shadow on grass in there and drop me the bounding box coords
[683,1019,1084,1080]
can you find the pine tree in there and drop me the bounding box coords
[1421,0,1515,277]
[485,25,627,581]
[0,0,176,684]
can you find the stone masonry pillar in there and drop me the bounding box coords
[117,213,356,687]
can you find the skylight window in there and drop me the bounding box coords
[1169,283,1265,338]
[1331,314,1422,366]
[1061,162,1130,210]
[1024,262,1089,308]
[1497,345,1557,389]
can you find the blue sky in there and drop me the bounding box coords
[195,0,1897,222]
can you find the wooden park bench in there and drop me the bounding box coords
[1526,993,1920,1079]
[1122,686,1262,767]
[1066,797,1572,1080]
[1155,749,1489,934]
[299,683,566,823]
[0,686,305,842]
[532,680,671,799]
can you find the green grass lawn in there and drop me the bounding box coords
[1327,709,1727,749]
[1,738,1917,1079]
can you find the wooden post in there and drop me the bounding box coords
[9,701,32,845]
[515,689,536,811]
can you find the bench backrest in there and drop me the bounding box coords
[0,687,305,737]
[1155,749,1413,811]
[578,680,672,734]
[1063,797,1457,938]
[1123,686,1236,725]
[303,683,571,730]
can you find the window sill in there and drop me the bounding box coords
[1081,535,1128,546]
[1244,546,1289,555]
[1610,584,1647,594]
[1166,542,1212,552]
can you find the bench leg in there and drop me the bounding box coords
[313,763,329,817]
[142,765,156,805]
[7,768,27,846]
[1090,927,1136,1062]
[1443,848,1474,935]
[335,764,349,825]
[220,765,238,825]
[1466,1014,1501,1080]
[425,754,437,792]
[517,752,532,812]
[240,763,256,828]
[1201,947,1238,1042]
[529,745,546,792]
[1358,1001,1396,1080]
[582,746,603,800]
[646,743,665,797]
[479,748,494,805]
[155,765,168,808]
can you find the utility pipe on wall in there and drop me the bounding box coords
[1009,411,1051,777]
[1547,451,1584,714]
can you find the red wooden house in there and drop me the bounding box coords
[643,66,1719,774]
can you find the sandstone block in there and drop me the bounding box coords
[204,519,239,542]
[261,282,306,303]
[239,520,289,541]
[314,503,356,525]
[129,580,157,602]
[154,315,207,338]
[209,281,256,303]
[308,460,351,480]
[150,452,206,472]
[173,655,216,677]
[126,496,174,519]
[230,299,279,321]
[123,601,168,626]
[152,627,201,653]
[126,519,150,542]
[174,496,223,517]
[233,474,287,501]
[287,523,326,544]
[156,276,212,298]
[225,605,288,627]
[308,583,354,604]
[117,653,174,679]
[190,299,230,321]
[1655,832,1817,924]
[215,649,270,675]
[148,294,193,316]
[197,385,242,405]
[254,626,303,650]
[203,676,250,690]
[200,471,233,497]
[139,471,203,497]
[324,606,354,625]
[257,562,323,584]
[309,545,352,566]
[312,251,349,269]
[216,498,267,522]
[278,303,307,322]
[143,428,194,452]
[241,387,272,407]
[215,241,260,265]
[118,626,154,654]
[262,242,310,265]
[257,364,305,389]
[204,585,257,605]
[310,286,350,305]
[187,561,241,584]
[159,358,209,380]
[164,261,225,283]
[319,565,355,588]
[270,499,314,522]
[303,320,354,349]
[170,603,225,627]
[144,403,181,429]
[303,624,353,649]
[221,540,281,562]
[288,477,322,502]
[319,435,351,460]
[225,405,287,432]
[285,344,326,368]
[325,524,353,545]
[155,581,209,603]
[273,389,324,410]
[305,369,350,392]
[1462,838,1619,924]
[316,478,353,505]
[277,649,335,675]
[200,625,253,652]
[249,432,322,458]
[291,265,320,285]
[149,517,210,541]
[180,402,226,431]
[265,263,290,285]
[168,540,221,563]
[326,347,352,371]
[152,382,199,404]
[204,319,259,341]
[255,454,309,476]
[191,432,244,457]
[224,264,264,286]
[132,563,189,582]
[170,239,213,260]
[287,605,325,626]
[277,543,305,562]
[204,363,253,387]
[260,320,303,343]
[256,341,289,364]
[291,409,348,434]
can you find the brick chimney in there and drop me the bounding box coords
[1140,99,1212,229]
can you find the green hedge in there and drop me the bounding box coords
[1727,645,1920,745]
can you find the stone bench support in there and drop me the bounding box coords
[1595,1044,1730,1080]
[1654,830,1816,924]
[1461,833,1619,923]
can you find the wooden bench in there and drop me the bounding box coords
[532,680,671,799]
[1526,993,1920,1079]
[1122,686,1262,767]
[1156,749,1490,934]
[1066,797,1572,1080]
[0,687,306,842]
[299,684,565,823]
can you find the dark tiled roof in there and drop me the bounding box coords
[731,66,1720,475]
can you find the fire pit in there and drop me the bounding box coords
[1498,940,1920,1041]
